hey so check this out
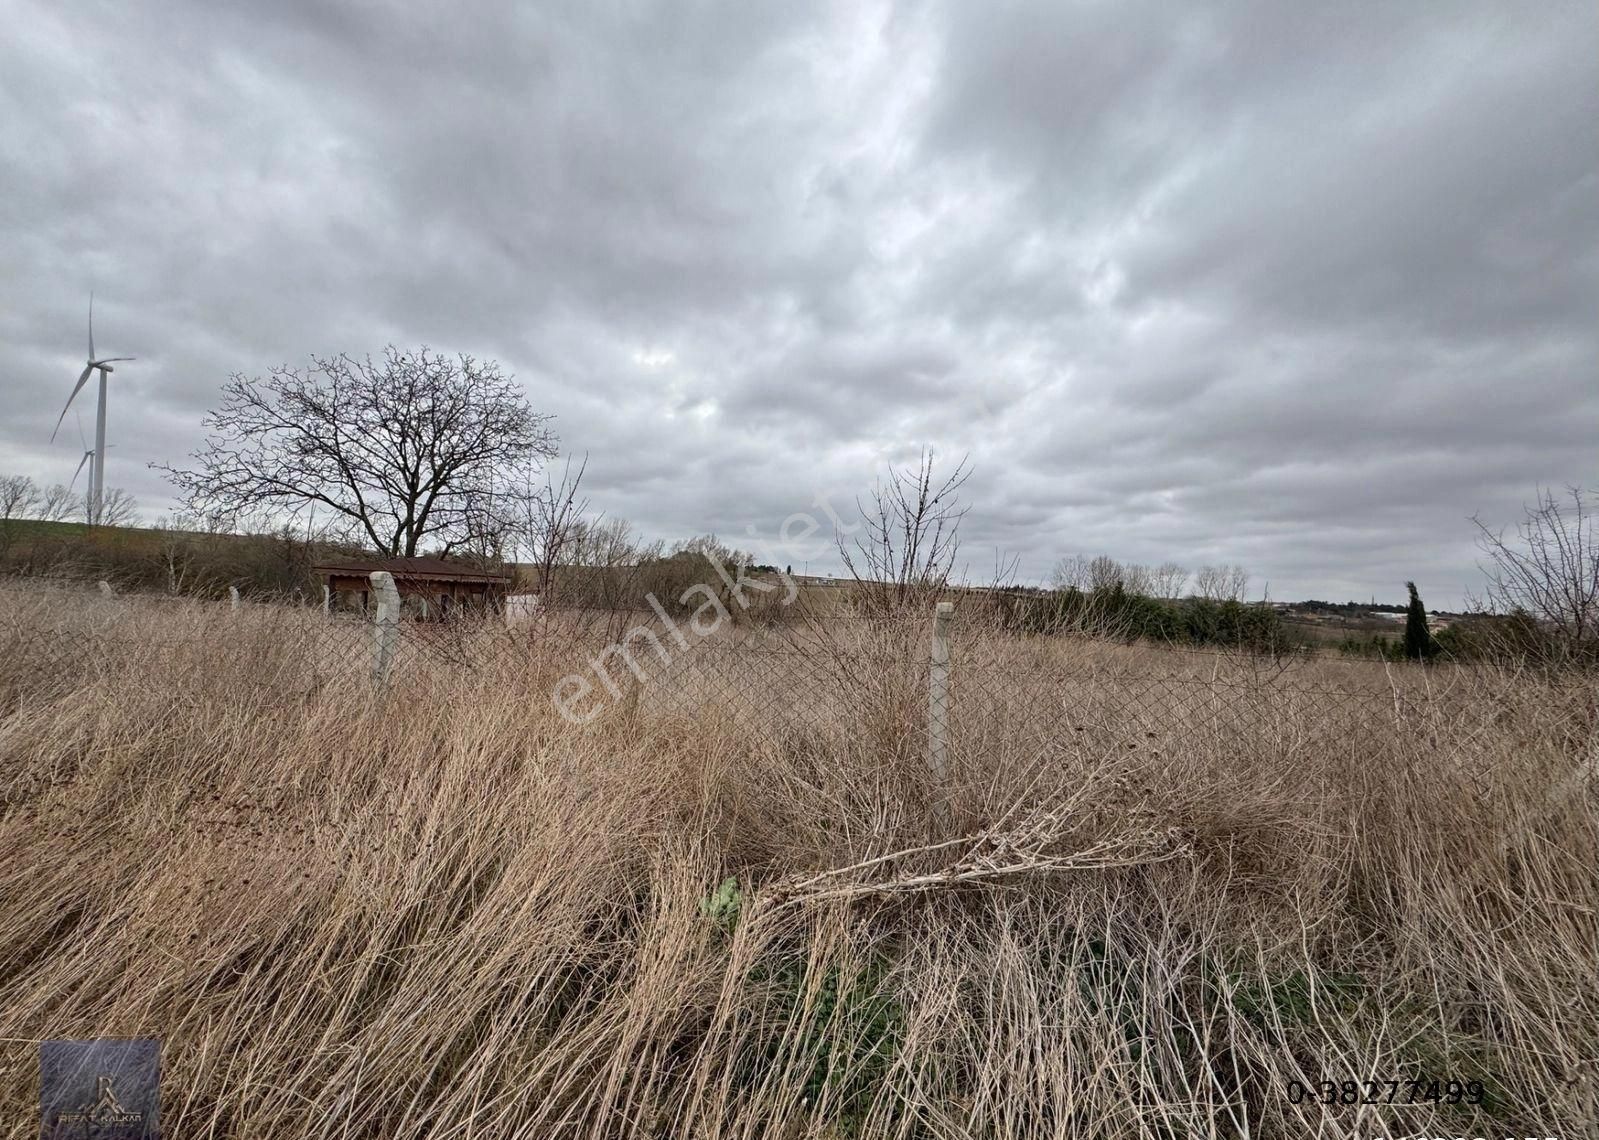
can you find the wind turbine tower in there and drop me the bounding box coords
[51,294,133,525]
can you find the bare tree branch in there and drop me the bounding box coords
[0,475,39,520]
[155,346,557,558]
[507,453,590,604]
[94,487,138,527]
[838,448,971,614]
[37,483,78,522]
[1472,486,1599,658]
[1195,564,1249,602]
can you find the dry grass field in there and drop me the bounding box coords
[0,580,1595,1137]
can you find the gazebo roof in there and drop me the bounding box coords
[312,556,512,585]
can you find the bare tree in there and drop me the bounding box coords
[0,475,39,519]
[1087,555,1123,592]
[1121,562,1157,595]
[1057,555,1156,594]
[1151,561,1189,599]
[552,516,664,622]
[1050,554,1093,591]
[568,517,654,573]
[151,509,236,596]
[155,513,203,595]
[85,486,137,527]
[1195,563,1249,602]
[671,533,756,571]
[506,454,590,605]
[1227,564,1250,601]
[1053,554,1147,593]
[1472,486,1598,655]
[0,475,41,561]
[1036,553,1138,638]
[37,483,78,522]
[839,449,971,613]
[158,346,558,558]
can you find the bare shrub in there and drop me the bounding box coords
[1473,485,1599,662]
[840,449,970,615]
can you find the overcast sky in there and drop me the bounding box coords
[1,1,1593,604]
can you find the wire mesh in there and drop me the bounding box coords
[1,580,1592,784]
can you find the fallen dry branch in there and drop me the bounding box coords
[754,827,1194,916]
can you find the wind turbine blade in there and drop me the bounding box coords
[71,451,92,490]
[87,292,95,362]
[50,365,95,442]
[98,357,134,363]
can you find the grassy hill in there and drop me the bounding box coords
[0,516,172,549]
[0,516,347,599]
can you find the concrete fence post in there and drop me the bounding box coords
[322,584,331,616]
[370,571,401,687]
[229,586,241,611]
[927,601,954,784]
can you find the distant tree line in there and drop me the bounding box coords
[0,473,137,534]
[974,553,1297,653]
[989,581,1301,655]
[1047,554,1252,602]
[1297,599,1420,616]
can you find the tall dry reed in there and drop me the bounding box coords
[0,580,1594,1137]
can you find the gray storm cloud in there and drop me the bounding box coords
[1,0,1593,605]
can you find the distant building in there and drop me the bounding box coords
[791,573,845,587]
[313,556,511,618]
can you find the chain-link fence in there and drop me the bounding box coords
[2,576,1594,793]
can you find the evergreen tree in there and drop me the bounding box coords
[1404,581,1433,660]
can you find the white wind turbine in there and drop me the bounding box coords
[69,415,96,499]
[51,294,133,526]
[66,411,118,522]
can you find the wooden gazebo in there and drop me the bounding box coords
[313,556,512,618]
